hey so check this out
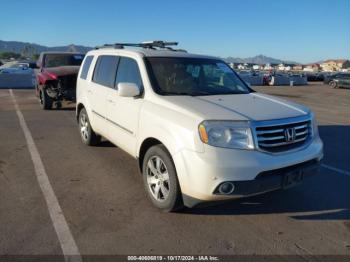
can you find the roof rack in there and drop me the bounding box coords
[95,40,186,52]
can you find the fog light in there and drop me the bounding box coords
[218,182,235,194]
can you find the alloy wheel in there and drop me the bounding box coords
[146,156,170,202]
[80,112,89,141]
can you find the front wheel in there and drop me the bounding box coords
[39,88,53,110]
[142,145,183,212]
[329,81,337,88]
[79,108,101,146]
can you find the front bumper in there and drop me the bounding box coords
[213,158,320,196]
[173,136,323,207]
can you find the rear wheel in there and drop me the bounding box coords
[39,88,53,110]
[79,108,101,146]
[142,145,183,212]
[329,80,337,88]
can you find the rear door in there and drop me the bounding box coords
[88,55,119,136]
[106,56,144,156]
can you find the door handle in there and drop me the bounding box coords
[87,90,92,94]
[107,99,116,104]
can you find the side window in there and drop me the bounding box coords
[80,56,94,80]
[115,57,142,88]
[92,55,119,88]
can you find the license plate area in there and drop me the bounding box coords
[283,170,304,189]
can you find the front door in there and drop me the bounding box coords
[106,56,144,156]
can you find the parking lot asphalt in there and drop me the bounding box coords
[0,83,350,257]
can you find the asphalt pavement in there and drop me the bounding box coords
[0,83,349,260]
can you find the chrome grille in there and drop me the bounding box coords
[255,120,311,153]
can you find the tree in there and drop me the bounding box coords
[32,54,40,61]
[0,52,22,60]
[21,44,36,58]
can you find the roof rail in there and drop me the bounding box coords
[95,44,124,50]
[95,41,186,52]
[140,41,178,48]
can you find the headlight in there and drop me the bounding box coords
[311,112,319,138]
[198,121,254,150]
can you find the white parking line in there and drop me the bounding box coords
[322,164,350,177]
[9,90,82,262]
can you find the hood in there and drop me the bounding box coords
[159,93,309,121]
[44,66,80,77]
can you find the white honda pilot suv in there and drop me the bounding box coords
[76,41,323,211]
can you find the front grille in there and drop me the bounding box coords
[58,74,77,90]
[255,120,311,153]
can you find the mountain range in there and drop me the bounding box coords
[224,54,298,65]
[0,40,92,55]
[0,40,298,64]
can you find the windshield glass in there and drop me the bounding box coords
[44,54,84,68]
[145,57,251,96]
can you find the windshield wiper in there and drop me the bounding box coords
[162,92,193,96]
[161,91,248,96]
[162,91,212,96]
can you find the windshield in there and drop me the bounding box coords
[44,54,84,68]
[145,57,251,96]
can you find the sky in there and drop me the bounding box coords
[1,0,349,63]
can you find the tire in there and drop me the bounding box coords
[329,81,337,89]
[78,108,101,146]
[142,145,183,212]
[39,88,53,110]
[35,85,40,97]
[56,101,62,109]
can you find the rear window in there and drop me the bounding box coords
[92,55,119,88]
[80,56,94,80]
[44,54,84,67]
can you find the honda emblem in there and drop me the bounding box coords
[284,128,296,142]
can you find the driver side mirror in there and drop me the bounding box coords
[117,82,141,97]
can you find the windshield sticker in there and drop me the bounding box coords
[217,63,233,73]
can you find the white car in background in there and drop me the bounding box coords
[0,62,34,74]
[76,41,323,211]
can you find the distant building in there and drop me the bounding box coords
[237,63,254,70]
[237,64,246,70]
[292,64,304,71]
[264,63,273,70]
[230,63,243,69]
[228,63,235,69]
[277,63,294,71]
[252,64,263,70]
[320,59,350,72]
[303,63,320,72]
